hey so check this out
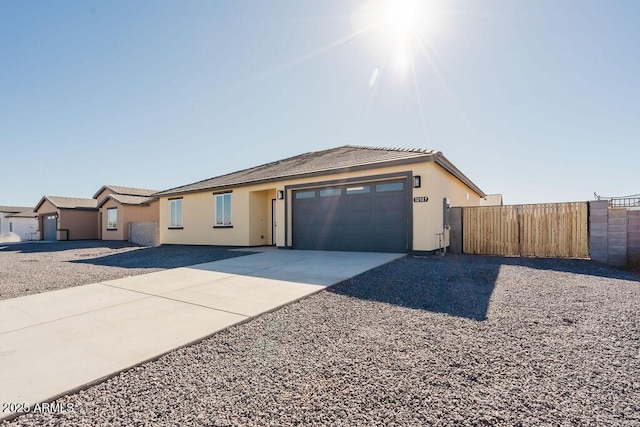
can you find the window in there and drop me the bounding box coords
[346,185,371,195]
[319,187,341,197]
[215,193,232,226]
[295,191,315,199]
[170,199,183,228]
[376,182,404,192]
[107,208,117,230]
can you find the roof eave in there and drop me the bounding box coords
[7,213,37,218]
[154,155,435,197]
[434,154,486,198]
[98,197,154,208]
[92,185,113,199]
[34,196,52,212]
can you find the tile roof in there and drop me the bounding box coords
[157,145,438,196]
[6,210,37,218]
[97,194,157,208]
[35,196,98,211]
[93,185,159,199]
[155,145,485,197]
[0,206,33,213]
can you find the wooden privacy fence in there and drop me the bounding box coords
[463,202,589,258]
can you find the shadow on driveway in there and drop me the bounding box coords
[69,245,254,269]
[0,240,137,254]
[329,254,639,321]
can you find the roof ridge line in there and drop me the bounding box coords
[344,144,438,155]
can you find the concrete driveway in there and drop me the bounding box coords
[0,249,403,420]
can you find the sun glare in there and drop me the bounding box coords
[383,0,423,36]
[353,0,447,78]
[360,0,429,39]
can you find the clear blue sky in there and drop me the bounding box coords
[1,0,638,207]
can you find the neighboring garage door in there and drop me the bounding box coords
[292,180,408,252]
[42,215,57,241]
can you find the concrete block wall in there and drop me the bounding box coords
[129,222,159,247]
[607,208,628,268]
[589,201,639,268]
[628,210,640,266]
[589,201,609,264]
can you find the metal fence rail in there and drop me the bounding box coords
[594,193,640,208]
[608,197,640,208]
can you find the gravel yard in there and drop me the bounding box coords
[3,254,640,426]
[0,241,251,300]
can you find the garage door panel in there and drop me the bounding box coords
[292,179,408,252]
[342,198,374,211]
[374,212,407,224]
[294,203,325,215]
[343,215,376,227]
[374,201,406,213]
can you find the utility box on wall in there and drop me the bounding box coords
[443,197,451,227]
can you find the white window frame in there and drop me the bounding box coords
[319,187,342,197]
[169,199,183,228]
[107,207,118,230]
[215,193,232,226]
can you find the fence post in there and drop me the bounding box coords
[588,201,609,264]
[628,210,640,268]
[607,208,628,268]
[449,207,463,254]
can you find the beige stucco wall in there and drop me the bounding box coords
[159,162,482,251]
[94,188,110,206]
[58,209,99,240]
[101,199,159,241]
[416,162,482,249]
[35,199,59,240]
[35,199,58,216]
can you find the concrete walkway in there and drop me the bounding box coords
[0,250,403,420]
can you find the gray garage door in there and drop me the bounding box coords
[42,215,57,241]
[292,180,408,252]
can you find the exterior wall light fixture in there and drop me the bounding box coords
[413,176,421,188]
[277,190,284,200]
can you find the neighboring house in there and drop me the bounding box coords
[480,194,503,206]
[155,145,487,252]
[0,206,37,242]
[93,185,159,241]
[34,196,99,241]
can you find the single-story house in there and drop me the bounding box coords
[93,185,159,241]
[34,196,99,241]
[0,206,37,242]
[155,145,487,252]
[480,194,503,206]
